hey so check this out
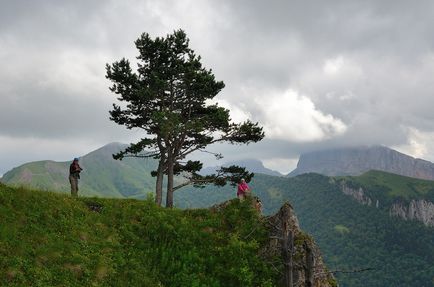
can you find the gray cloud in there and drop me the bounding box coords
[1,0,434,175]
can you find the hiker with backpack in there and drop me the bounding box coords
[69,158,83,197]
[237,178,251,200]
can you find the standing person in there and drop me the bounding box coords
[237,178,251,200]
[69,158,83,197]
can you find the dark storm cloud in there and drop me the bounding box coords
[1,0,434,174]
[0,0,163,141]
[200,0,434,167]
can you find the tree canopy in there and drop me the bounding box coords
[106,29,264,207]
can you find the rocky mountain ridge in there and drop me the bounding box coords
[342,183,434,227]
[289,145,434,180]
[389,200,434,227]
[336,171,434,227]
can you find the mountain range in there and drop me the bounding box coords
[200,158,282,177]
[5,143,434,198]
[0,143,280,198]
[289,145,434,180]
[1,143,158,198]
[3,143,434,285]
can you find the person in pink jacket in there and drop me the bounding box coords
[237,178,251,200]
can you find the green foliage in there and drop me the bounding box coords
[176,172,434,286]
[106,29,264,207]
[337,170,434,204]
[0,185,278,286]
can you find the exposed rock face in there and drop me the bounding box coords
[339,183,434,227]
[263,202,336,287]
[289,146,434,180]
[211,200,336,286]
[341,184,372,206]
[390,200,434,227]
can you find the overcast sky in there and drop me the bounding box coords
[1,0,434,175]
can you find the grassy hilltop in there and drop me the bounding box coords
[0,183,280,287]
[338,169,434,203]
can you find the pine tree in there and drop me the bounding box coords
[106,30,264,207]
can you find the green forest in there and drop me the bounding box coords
[177,172,434,286]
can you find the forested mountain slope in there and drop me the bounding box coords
[176,173,434,286]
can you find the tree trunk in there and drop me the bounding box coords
[155,158,164,206]
[166,152,174,208]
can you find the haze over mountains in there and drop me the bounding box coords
[7,143,431,204]
[200,159,282,177]
[1,143,157,198]
[4,143,434,196]
[289,145,434,180]
[0,143,281,198]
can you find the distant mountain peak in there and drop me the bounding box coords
[85,142,127,154]
[202,159,282,177]
[289,145,434,180]
[1,142,158,198]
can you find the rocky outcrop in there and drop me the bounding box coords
[211,199,336,286]
[263,202,336,287]
[390,200,434,227]
[339,183,434,227]
[289,146,434,180]
[341,184,373,206]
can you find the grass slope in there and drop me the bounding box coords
[1,143,158,199]
[0,183,278,287]
[338,169,434,202]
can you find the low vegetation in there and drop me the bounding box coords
[337,169,434,203]
[0,183,278,286]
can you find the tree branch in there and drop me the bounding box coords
[173,178,215,191]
